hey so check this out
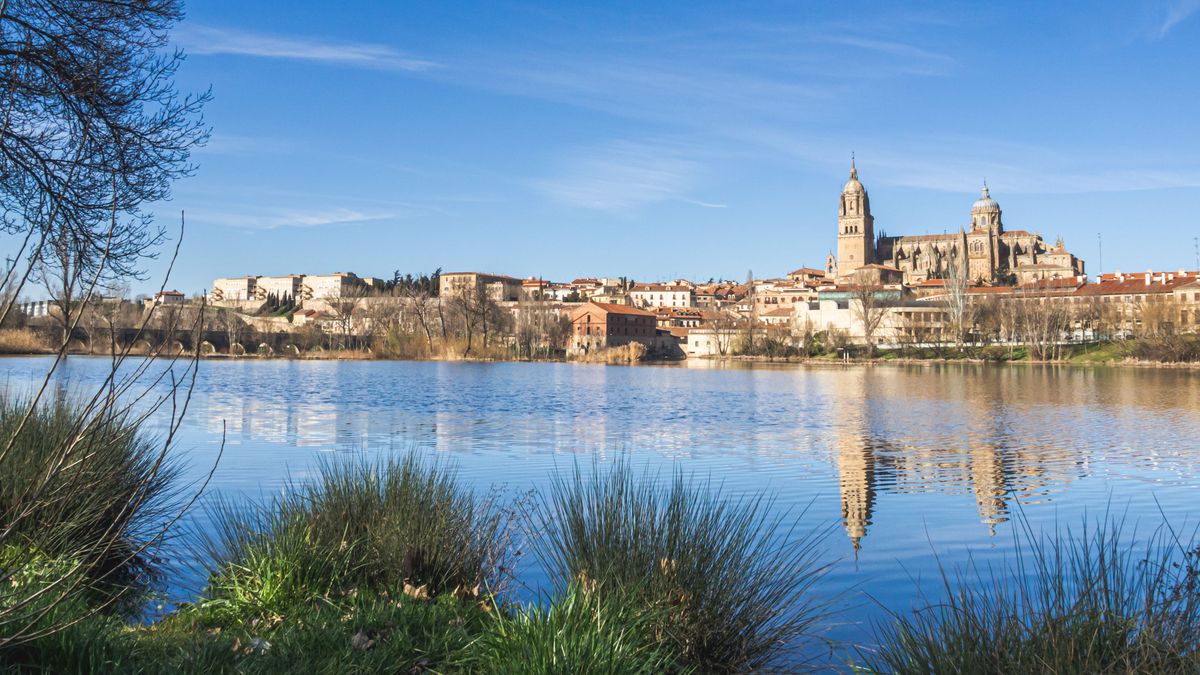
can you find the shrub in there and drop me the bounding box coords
[1124,335,1200,363]
[0,394,179,617]
[533,462,831,672]
[198,453,514,618]
[981,344,1010,362]
[861,518,1200,674]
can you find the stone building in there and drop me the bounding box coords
[439,272,523,302]
[568,301,657,354]
[828,161,1085,285]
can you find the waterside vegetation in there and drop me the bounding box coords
[2,415,1199,673]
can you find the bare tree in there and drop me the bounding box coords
[216,308,247,354]
[406,288,439,353]
[0,5,216,646]
[545,312,572,354]
[2,1,209,339]
[850,271,891,357]
[1015,296,1069,360]
[711,309,740,356]
[95,283,137,354]
[446,279,478,356]
[973,295,1003,347]
[798,315,817,357]
[1136,296,1179,338]
[327,288,366,351]
[945,259,974,351]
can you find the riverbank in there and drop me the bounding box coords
[703,353,1200,369]
[10,347,1200,370]
[5,326,1199,369]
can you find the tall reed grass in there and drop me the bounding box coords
[0,328,49,355]
[198,453,513,618]
[533,461,831,672]
[0,394,180,621]
[861,516,1200,674]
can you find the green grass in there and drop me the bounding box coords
[2,588,491,673]
[0,394,180,627]
[197,454,514,620]
[533,461,831,673]
[860,517,1200,674]
[466,581,687,674]
[1062,341,1126,363]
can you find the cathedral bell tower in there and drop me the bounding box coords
[836,157,875,279]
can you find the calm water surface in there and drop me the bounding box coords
[3,356,1198,658]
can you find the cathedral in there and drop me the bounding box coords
[827,161,1085,285]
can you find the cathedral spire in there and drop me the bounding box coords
[850,152,857,179]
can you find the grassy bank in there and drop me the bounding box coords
[0,445,830,672]
[705,337,1200,368]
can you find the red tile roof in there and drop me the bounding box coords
[582,301,655,317]
[1072,276,1196,297]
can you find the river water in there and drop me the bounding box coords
[3,356,1198,659]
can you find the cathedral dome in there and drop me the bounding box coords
[843,166,865,194]
[972,184,1000,213]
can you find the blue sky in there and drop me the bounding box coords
[136,0,1200,294]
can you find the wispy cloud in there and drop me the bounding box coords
[453,21,954,130]
[678,198,728,209]
[194,205,396,230]
[819,35,956,76]
[739,128,1200,195]
[176,24,438,71]
[534,141,722,212]
[1158,0,1200,37]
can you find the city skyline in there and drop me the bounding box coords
[120,1,1200,294]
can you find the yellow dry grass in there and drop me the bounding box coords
[0,328,50,354]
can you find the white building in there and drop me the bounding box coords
[303,272,364,300]
[257,275,305,301]
[630,283,694,308]
[153,290,186,305]
[793,293,952,347]
[212,276,258,302]
[18,300,53,318]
